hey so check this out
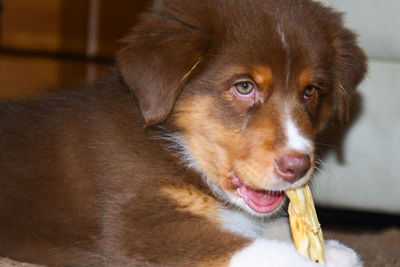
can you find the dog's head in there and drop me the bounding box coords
[117,0,367,216]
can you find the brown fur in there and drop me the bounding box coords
[0,0,366,266]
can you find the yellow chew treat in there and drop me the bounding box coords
[286,185,325,264]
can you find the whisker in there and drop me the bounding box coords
[315,142,342,150]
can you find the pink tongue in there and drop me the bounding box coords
[247,188,279,206]
[237,185,284,213]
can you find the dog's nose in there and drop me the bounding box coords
[275,150,311,183]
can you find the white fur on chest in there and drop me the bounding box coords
[218,208,292,241]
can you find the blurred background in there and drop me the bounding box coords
[313,0,400,217]
[0,0,148,98]
[0,0,399,266]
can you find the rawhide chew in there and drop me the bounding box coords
[286,184,325,264]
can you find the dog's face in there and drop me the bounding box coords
[117,0,367,216]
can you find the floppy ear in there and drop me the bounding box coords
[333,28,367,122]
[116,5,209,126]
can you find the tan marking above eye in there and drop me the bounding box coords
[252,66,273,89]
[299,69,314,90]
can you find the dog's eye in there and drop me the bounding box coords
[234,81,255,96]
[303,86,317,99]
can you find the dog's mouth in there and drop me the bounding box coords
[232,175,285,214]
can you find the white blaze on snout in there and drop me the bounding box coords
[285,114,313,154]
[285,118,312,153]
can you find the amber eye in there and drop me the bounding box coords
[234,81,255,95]
[303,86,317,99]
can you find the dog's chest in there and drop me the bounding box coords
[217,208,292,242]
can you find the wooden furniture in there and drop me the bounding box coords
[0,0,147,98]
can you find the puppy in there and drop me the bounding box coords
[0,0,367,266]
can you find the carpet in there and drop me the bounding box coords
[325,227,400,267]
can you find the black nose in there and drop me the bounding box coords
[275,150,311,183]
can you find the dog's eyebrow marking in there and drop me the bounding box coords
[252,66,272,89]
[277,23,291,91]
[299,69,314,89]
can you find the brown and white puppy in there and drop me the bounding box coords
[0,0,366,266]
